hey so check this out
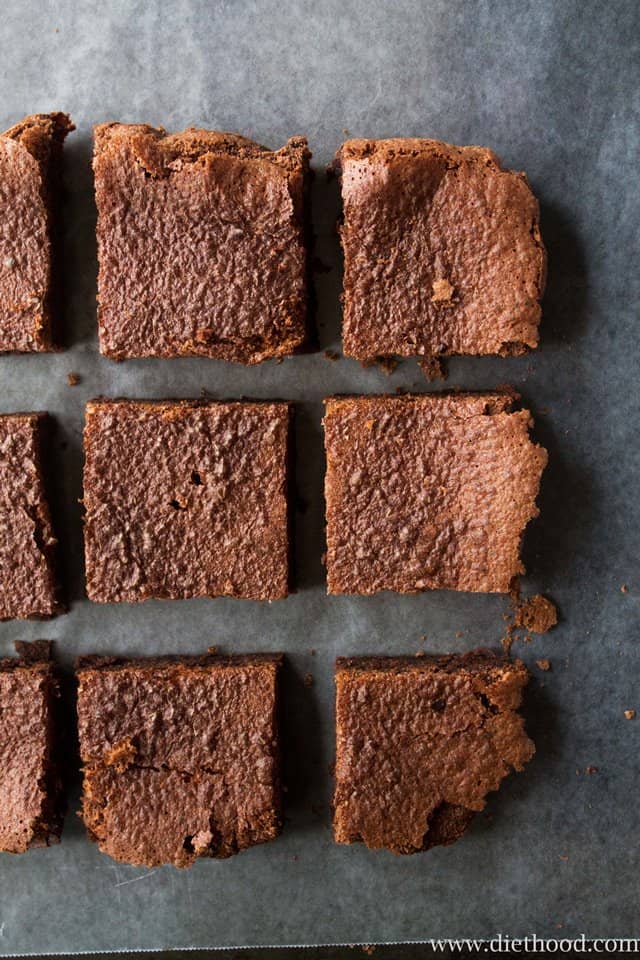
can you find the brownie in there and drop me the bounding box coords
[334,651,535,854]
[0,641,64,852]
[333,138,546,363]
[323,392,547,595]
[93,123,311,362]
[0,413,62,618]
[0,112,74,352]
[76,653,282,867]
[83,399,292,603]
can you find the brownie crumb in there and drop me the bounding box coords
[373,356,398,375]
[513,594,558,633]
[303,673,314,687]
[67,371,80,386]
[585,765,598,775]
[324,349,340,361]
[624,709,636,720]
[620,584,629,593]
[418,356,447,382]
[535,659,551,671]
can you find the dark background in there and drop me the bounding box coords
[0,0,638,952]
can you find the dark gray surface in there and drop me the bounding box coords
[0,0,638,952]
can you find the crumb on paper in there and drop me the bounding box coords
[375,355,398,375]
[303,673,314,688]
[513,594,558,633]
[430,277,455,303]
[536,659,551,671]
[585,765,598,775]
[324,349,340,361]
[310,648,316,657]
[415,651,425,657]
[394,386,408,395]
[624,709,635,720]
[418,356,447,382]
[67,372,80,386]
[455,631,464,638]
[559,855,569,862]
[207,645,218,655]
[361,947,376,956]
[620,583,629,593]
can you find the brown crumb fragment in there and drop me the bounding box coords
[324,349,340,361]
[418,356,447,382]
[430,278,455,303]
[585,765,598,775]
[374,356,398,375]
[513,594,558,633]
[361,947,376,956]
[104,738,137,773]
[620,584,629,593]
[535,659,551,671]
[67,372,80,386]
[559,855,569,862]
[624,709,635,720]
[303,673,314,687]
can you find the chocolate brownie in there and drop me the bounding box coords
[93,123,311,361]
[0,641,64,852]
[0,413,62,619]
[83,399,292,602]
[334,652,534,854]
[333,138,546,362]
[0,113,74,352]
[324,392,547,595]
[76,653,282,867]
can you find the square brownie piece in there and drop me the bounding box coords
[0,113,74,352]
[324,392,547,595]
[93,123,311,362]
[334,652,534,854]
[77,653,282,867]
[0,641,64,852]
[333,138,546,362]
[0,413,62,619]
[83,399,292,602]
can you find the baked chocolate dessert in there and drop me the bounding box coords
[0,641,64,852]
[93,123,311,361]
[334,652,534,853]
[0,112,74,352]
[83,399,292,602]
[323,392,547,595]
[333,138,546,363]
[76,653,282,867]
[0,413,62,619]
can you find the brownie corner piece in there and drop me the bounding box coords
[83,399,291,603]
[323,392,547,596]
[76,653,282,867]
[0,412,63,619]
[333,651,534,854]
[0,640,64,852]
[334,137,545,362]
[0,112,74,352]
[93,123,311,361]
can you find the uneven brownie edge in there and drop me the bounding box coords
[93,124,312,362]
[82,398,292,603]
[76,654,283,867]
[0,641,65,852]
[0,413,65,619]
[332,137,546,363]
[0,113,74,352]
[333,650,535,854]
[323,391,548,596]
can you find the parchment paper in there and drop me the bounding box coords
[0,0,638,952]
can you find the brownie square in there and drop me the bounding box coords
[324,392,547,595]
[0,413,62,619]
[77,653,282,867]
[334,652,534,854]
[0,113,74,352]
[333,138,546,362]
[83,399,292,602]
[0,641,64,852]
[93,123,311,362]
